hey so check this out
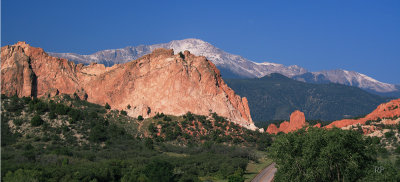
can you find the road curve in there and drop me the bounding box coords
[251,163,277,182]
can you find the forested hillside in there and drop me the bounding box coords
[225,73,388,122]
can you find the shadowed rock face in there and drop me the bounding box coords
[1,42,256,130]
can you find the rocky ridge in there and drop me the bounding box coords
[1,42,257,130]
[326,98,400,129]
[49,38,398,94]
[266,99,400,134]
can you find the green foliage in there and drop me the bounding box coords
[227,168,245,182]
[144,160,174,182]
[384,130,395,138]
[225,74,387,121]
[179,51,185,59]
[105,102,111,110]
[55,103,69,115]
[138,115,144,121]
[13,119,25,126]
[183,112,194,121]
[1,96,264,181]
[120,110,127,115]
[3,169,43,182]
[5,95,25,114]
[395,146,400,154]
[89,119,109,142]
[360,162,400,181]
[269,128,377,182]
[1,114,17,146]
[30,114,44,126]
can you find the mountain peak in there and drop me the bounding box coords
[47,39,398,94]
[1,43,257,130]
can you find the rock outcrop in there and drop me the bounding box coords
[1,42,256,130]
[266,110,308,134]
[325,98,400,129]
[265,99,400,134]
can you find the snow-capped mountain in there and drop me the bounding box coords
[49,38,399,95]
[49,39,307,78]
[292,70,398,93]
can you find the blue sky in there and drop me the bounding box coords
[2,0,399,84]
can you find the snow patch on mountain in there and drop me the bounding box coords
[49,38,398,94]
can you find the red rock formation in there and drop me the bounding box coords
[325,99,400,129]
[266,124,279,134]
[265,100,400,134]
[266,110,308,134]
[313,123,322,128]
[1,42,256,130]
[285,110,306,132]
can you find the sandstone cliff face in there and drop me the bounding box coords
[1,42,256,130]
[266,110,307,134]
[325,98,400,129]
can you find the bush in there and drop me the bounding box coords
[3,169,43,182]
[120,110,127,115]
[34,101,49,114]
[55,104,69,115]
[13,119,25,126]
[105,103,111,110]
[137,115,144,121]
[163,116,171,121]
[144,159,174,182]
[184,112,194,121]
[384,130,395,138]
[31,115,44,126]
[49,111,57,119]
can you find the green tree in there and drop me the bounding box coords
[144,160,174,182]
[269,128,377,182]
[105,103,111,110]
[228,168,245,182]
[31,114,44,126]
[3,169,42,182]
[138,115,144,121]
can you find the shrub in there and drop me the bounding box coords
[13,119,25,126]
[137,115,144,121]
[184,112,194,121]
[55,104,69,115]
[3,169,43,182]
[395,146,400,154]
[144,159,174,182]
[89,125,107,142]
[49,111,57,119]
[384,130,395,138]
[31,114,44,126]
[105,103,111,110]
[163,116,171,121]
[34,101,49,114]
[120,110,127,115]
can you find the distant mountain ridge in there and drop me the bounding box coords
[49,38,399,95]
[225,73,389,122]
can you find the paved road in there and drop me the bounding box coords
[251,163,277,182]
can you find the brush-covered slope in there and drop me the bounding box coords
[1,94,272,181]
